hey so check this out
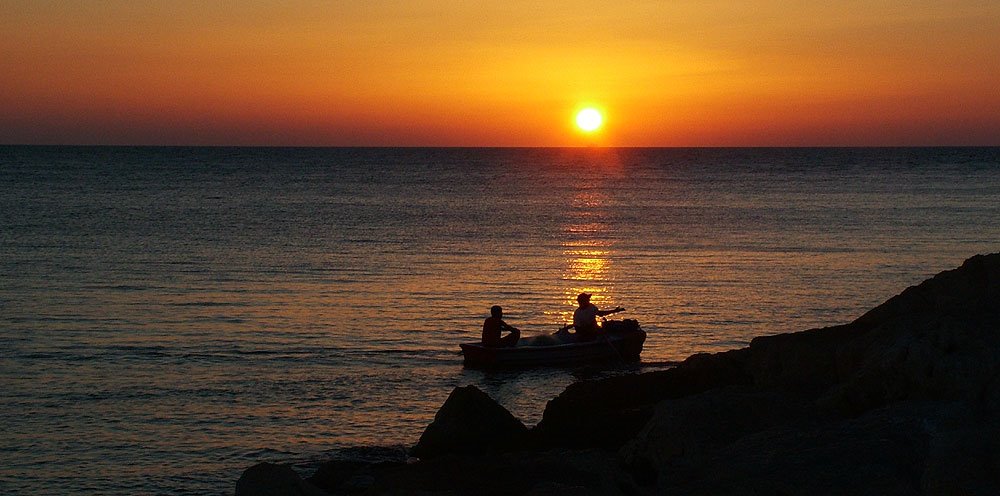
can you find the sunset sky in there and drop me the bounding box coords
[3,1,999,146]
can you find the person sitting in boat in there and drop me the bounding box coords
[482,305,521,347]
[568,293,624,340]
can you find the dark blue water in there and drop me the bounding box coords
[2,146,998,494]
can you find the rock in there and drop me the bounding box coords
[820,314,1000,415]
[523,481,595,496]
[307,460,397,495]
[410,385,528,459]
[922,423,1000,495]
[745,253,1000,415]
[816,254,1000,415]
[362,449,629,496]
[853,254,1000,330]
[236,462,330,496]
[620,386,817,486]
[578,254,1000,492]
[650,401,960,495]
[748,323,861,393]
[533,348,751,449]
[306,447,409,495]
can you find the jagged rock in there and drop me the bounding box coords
[523,481,595,496]
[533,348,751,449]
[744,253,1000,415]
[307,460,403,495]
[362,449,629,496]
[818,254,1000,414]
[236,462,330,496]
[922,423,1000,495]
[620,386,817,485]
[410,385,528,459]
[651,401,965,495]
[854,254,1000,329]
[820,315,1000,415]
[748,323,859,393]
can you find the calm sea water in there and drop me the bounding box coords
[1,146,998,494]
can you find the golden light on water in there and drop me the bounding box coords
[551,186,619,323]
[558,241,614,321]
[567,250,610,281]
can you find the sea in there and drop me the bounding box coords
[1,146,998,494]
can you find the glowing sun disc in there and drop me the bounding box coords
[576,108,603,132]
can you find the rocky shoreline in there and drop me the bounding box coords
[237,253,1000,495]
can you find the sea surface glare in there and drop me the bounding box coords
[1,146,998,494]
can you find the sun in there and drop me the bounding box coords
[575,108,603,132]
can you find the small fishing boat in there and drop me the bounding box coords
[460,319,646,369]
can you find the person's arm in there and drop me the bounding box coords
[500,320,520,333]
[596,306,625,317]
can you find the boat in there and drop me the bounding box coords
[460,319,646,369]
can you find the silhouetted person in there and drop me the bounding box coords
[570,293,624,340]
[482,305,520,347]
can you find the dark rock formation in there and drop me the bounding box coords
[620,253,1000,494]
[921,422,1000,495]
[645,401,946,495]
[307,459,402,495]
[748,323,857,393]
[410,385,529,459]
[620,386,818,478]
[825,261,1000,414]
[236,462,330,496]
[357,449,629,496]
[533,347,752,449]
[746,253,1000,415]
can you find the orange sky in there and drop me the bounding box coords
[2,1,999,146]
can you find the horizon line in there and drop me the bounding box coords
[3,144,999,149]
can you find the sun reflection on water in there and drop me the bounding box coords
[549,189,620,324]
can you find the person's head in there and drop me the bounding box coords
[577,293,591,306]
[490,305,503,318]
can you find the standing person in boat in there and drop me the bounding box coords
[568,293,624,340]
[482,305,521,347]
